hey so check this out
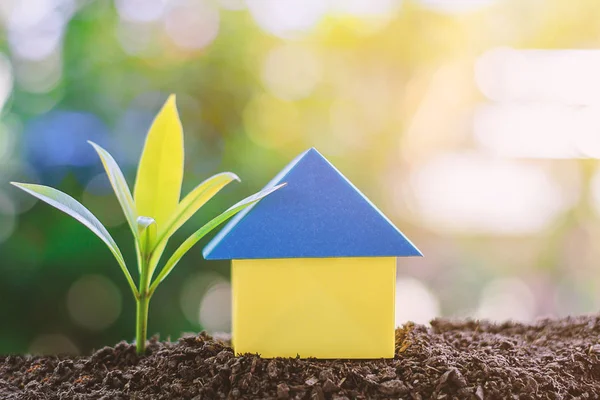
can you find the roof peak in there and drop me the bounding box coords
[203,148,422,260]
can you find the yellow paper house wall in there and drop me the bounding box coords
[203,149,422,359]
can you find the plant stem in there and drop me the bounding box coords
[136,250,152,355]
[135,293,150,354]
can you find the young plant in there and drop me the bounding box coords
[12,95,283,354]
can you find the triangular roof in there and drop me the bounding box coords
[203,148,422,260]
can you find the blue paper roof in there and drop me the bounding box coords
[203,148,422,260]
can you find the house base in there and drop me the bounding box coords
[231,257,396,359]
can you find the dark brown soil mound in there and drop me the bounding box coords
[2,315,600,399]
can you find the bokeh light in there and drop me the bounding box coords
[476,48,600,106]
[199,281,232,334]
[13,50,62,94]
[395,277,439,326]
[262,44,321,101]
[29,334,79,355]
[67,275,122,331]
[7,0,72,61]
[116,20,156,57]
[115,0,168,23]
[475,278,536,322]
[246,0,326,39]
[419,0,498,14]
[474,104,600,159]
[164,0,220,50]
[179,272,228,326]
[0,54,13,111]
[24,110,109,181]
[410,153,568,234]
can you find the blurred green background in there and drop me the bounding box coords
[2,0,600,354]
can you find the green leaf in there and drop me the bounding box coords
[88,141,138,238]
[147,241,167,282]
[134,94,184,231]
[137,216,157,258]
[149,183,286,295]
[153,172,240,251]
[11,182,138,298]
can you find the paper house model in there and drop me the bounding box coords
[203,148,422,358]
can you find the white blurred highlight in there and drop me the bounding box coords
[0,55,12,112]
[329,0,401,33]
[419,0,497,13]
[475,48,600,160]
[199,282,232,333]
[395,278,439,326]
[164,0,220,50]
[262,45,321,101]
[246,0,326,39]
[475,278,536,322]
[477,48,600,105]
[410,153,567,234]
[13,50,62,94]
[474,103,600,159]
[330,0,401,16]
[7,0,73,61]
[115,0,168,23]
[180,272,226,325]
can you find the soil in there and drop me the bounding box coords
[2,315,600,399]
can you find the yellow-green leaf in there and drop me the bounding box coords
[88,141,138,239]
[153,172,240,251]
[134,94,184,230]
[147,241,167,281]
[149,183,286,294]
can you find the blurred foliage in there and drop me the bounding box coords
[2,0,600,354]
